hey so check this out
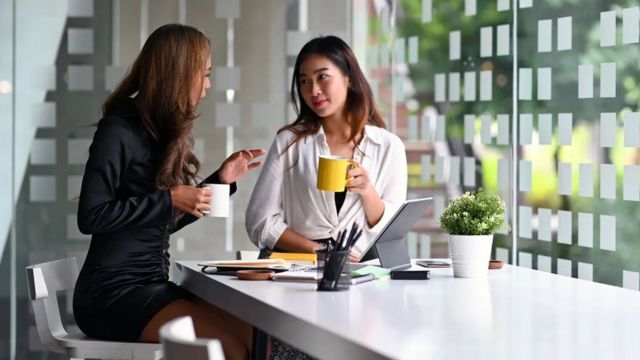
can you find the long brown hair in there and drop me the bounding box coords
[102,24,211,189]
[279,35,385,153]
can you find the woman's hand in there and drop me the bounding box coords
[346,162,374,195]
[349,249,361,263]
[218,149,266,184]
[170,186,212,218]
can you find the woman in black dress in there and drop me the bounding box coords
[73,24,264,360]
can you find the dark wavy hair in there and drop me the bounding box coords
[102,24,210,189]
[279,35,385,153]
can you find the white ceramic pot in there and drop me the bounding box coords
[448,234,493,278]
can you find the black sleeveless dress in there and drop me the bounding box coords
[73,102,236,341]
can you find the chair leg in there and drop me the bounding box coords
[251,327,269,360]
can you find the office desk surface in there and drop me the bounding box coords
[174,260,640,360]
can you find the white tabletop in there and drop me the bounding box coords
[174,260,640,360]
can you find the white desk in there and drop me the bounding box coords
[174,260,640,360]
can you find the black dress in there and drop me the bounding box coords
[73,101,236,342]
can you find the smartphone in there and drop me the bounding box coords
[416,259,451,268]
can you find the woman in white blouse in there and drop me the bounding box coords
[245,35,407,260]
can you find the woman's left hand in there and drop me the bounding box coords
[218,148,266,184]
[346,162,373,195]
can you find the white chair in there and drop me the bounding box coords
[160,316,225,360]
[26,257,163,360]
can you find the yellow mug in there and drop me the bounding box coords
[316,155,359,192]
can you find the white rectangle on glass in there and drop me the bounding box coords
[538,19,552,53]
[600,11,617,47]
[464,71,476,101]
[497,24,510,56]
[578,64,594,99]
[557,16,573,51]
[519,68,532,100]
[480,26,493,57]
[623,7,640,44]
[600,62,616,98]
[449,31,461,60]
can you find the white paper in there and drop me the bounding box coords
[600,215,616,251]
[519,206,532,239]
[557,16,573,51]
[519,113,533,145]
[538,113,552,145]
[600,62,616,98]
[497,24,510,56]
[480,26,493,57]
[578,64,594,99]
[624,112,640,147]
[519,160,532,192]
[464,71,476,101]
[519,68,532,100]
[600,163,616,200]
[623,7,640,44]
[449,31,461,60]
[623,165,640,201]
[480,70,492,101]
[600,112,617,148]
[558,113,573,145]
[558,162,572,195]
[538,208,552,241]
[600,11,617,47]
[464,114,475,144]
[579,163,594,197]
[537,67,552,100]
[435,73,446,102]
[538,20,552,53]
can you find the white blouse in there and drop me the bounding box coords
[245,125,407,254]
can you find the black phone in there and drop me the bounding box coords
[416,259,451,268]
[389,270,430,280]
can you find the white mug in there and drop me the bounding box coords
[201,183,230,218]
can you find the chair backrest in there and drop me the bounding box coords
[25,257,79,353]
[160,316,225,360]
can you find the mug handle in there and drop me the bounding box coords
[344,160,360,187]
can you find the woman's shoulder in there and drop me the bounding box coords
[365,125,404,149]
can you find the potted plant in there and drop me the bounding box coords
[440,189,506,278]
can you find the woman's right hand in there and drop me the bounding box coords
[169,186,212,218]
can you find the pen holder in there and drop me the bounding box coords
[317,249,350,291]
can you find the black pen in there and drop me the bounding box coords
[349,229,363,249]
[345,223,358,250]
